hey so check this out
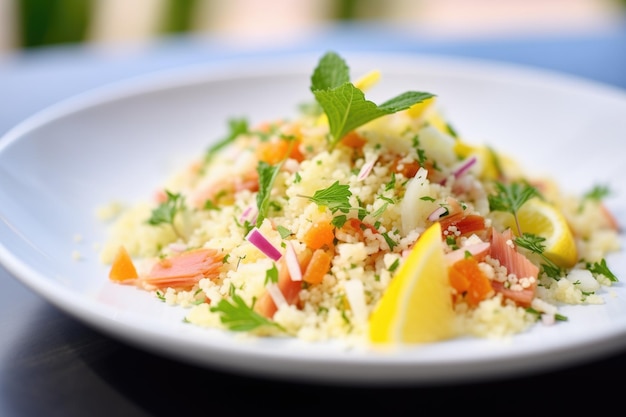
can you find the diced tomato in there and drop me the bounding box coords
[254,249,310,318]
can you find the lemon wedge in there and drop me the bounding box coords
[369,222,456,344]
[500,197,578,268]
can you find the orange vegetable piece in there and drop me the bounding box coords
[257,138,304,165]
[303,220,335,250]
[302,249,332,285]
[254,251,308,318]
[448,257,493,307]
[340,131,367,148]
[141,248,223,290]
[109,245,139,282]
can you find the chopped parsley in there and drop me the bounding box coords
[488,181,540,236]
[147,190,186,239]
[206,118,249,161]
[210,285,284,332]
[303,181,352,214]
[587,258,618,282]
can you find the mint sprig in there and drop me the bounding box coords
[310,51,435,149]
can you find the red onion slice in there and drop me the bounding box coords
[247,228,282,261]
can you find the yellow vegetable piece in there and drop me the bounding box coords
[354,69,381,92]
[423,108,448,133]
[369,222,456,344]
[453,141,502,180]
[501,197,578,268]
[407,96,436,119]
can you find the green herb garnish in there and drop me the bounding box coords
[206,118,249,161]
[147,190,186,239]
[310,51,434,149]
[255,160,283,227]
[264,263,279,285]
[210,285,284,332]
[488,182,565,278]
[587,258,619,282]
[583,184,611,202]
[304,181,352,213]
[488,181,540,236]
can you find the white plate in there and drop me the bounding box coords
[1,52,625,385]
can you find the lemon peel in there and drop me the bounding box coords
[369,222,456,344]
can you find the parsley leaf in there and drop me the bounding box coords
[587,258,618,282]
[147,190,186,239]
[264,263,279,285]
[583,184,611,202]
[514,233,565,279]
[304,181,352,213]
[210,286,284,332]
[310,51,435,149]
[488,181,540,236]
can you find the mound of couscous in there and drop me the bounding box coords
[100,51,621,346]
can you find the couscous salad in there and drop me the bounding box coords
[100,51,620,346]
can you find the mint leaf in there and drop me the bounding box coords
[311,51,350,90]
[310,51,435,148]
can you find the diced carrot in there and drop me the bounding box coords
[140,248,224,290]
[257,138,304,165]
[448,262,471,294]
[396,160,421,178]
[109,245,139,282]
[302,249,333,285]
[448,257,493,307]
[340,131,367,148]
[303,220,335,250]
